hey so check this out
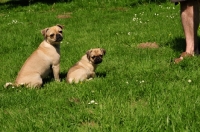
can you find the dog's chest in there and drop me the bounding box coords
[39,43,60,63]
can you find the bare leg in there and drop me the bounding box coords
[174,0,199,63]
[180,0,199,55]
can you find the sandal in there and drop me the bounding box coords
[174,52,194,64]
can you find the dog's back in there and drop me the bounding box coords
[15,41,58,87]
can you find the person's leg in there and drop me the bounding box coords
[180,0,199,55]
[174,0,199,63]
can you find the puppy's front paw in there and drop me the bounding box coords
[90,72,96,78]
[88,78,93,81]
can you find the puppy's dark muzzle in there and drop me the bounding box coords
[94,57,102,64]
[56,34,63,42]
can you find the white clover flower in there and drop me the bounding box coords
[12,20,18,24]
[90,100,95,103]
[8,19,23,25]
[139,12,144,15]
[88,100,98,105]
[139,80,145,83]
[188,79,192,83]
[133,17,139,21]
[167,7,170,9]
[128,32,131,35]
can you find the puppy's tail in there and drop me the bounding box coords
[4,82,15,88]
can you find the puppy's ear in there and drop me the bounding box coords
[101,48,106,55]
[56,24,64,29]
[86,50,92,60]
[41,28,49,37]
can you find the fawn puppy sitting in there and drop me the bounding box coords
[5,24,64,88]
[66,48,106,83]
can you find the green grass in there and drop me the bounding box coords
[1,0,200,131]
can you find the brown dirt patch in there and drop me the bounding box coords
[137,42,159,49]
[57,12,72,19]
[109,7,128,12]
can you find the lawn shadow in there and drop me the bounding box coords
[166,36,200,53]
[0,0,72,8]
[96,72,107,78]
[60,72,67,81]
[166,37,186,53]
[60,71,107,79]
[42,71,67,86]
[129,0,169,7]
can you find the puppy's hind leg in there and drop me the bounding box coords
[29,76,43,88]
[22,74,43,88]
[4,82,14,88]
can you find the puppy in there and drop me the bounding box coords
[5,24,64,88]
[66,48,106,83]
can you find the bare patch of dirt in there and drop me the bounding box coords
[81,121,99,128]
[137,42,159,49]
[109,7,128,12]
[68,97,80,104]
[57,12,72,19]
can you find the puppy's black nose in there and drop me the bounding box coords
[56,34,63,42]
[94,57,102,64]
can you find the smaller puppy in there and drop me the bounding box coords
[66,48,106,83]
[5,24,64,88]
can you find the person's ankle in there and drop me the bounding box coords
[185,51,194,56]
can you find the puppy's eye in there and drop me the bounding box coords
[91,56,95,59]
[50,34,54,37]
[59,31,62,34]
[99,55,103,58]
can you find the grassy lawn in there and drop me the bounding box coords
[1,0,200,131]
